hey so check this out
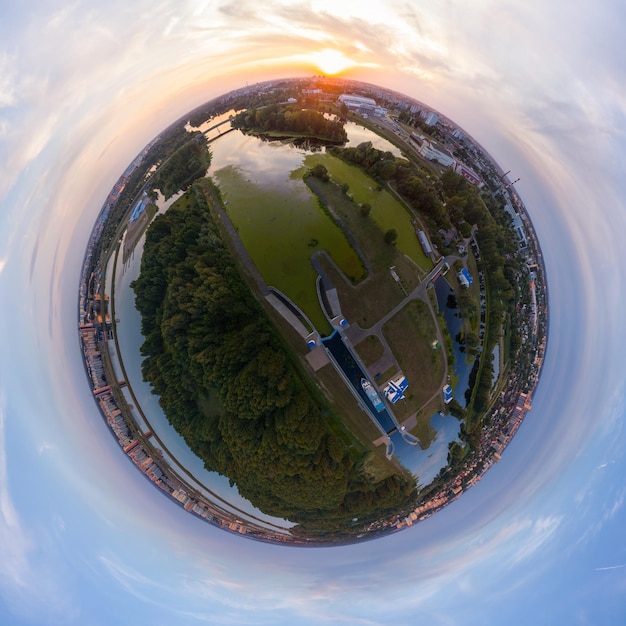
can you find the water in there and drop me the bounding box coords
[391,412,460,487]
[433,276,474,406]
[492,343,500,388]
[344,122,403,156]
[321,331,396,434]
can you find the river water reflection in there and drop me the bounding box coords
[112,121,463,522]
[434,276,473,406]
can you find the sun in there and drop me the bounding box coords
[311,48,356,75]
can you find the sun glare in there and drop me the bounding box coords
[311,49,355,75]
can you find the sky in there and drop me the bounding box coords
[1,1,626,624]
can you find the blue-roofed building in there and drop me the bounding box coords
[384,376,409,404]
[457,267,473,288]
[130,194,150,222]
[443,384,453,404]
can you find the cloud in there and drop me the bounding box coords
[595,564,626,572]
[0,400,76,623]
[510,516,563,565]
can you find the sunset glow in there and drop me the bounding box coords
[311,48,357,74]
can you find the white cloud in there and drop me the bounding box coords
[595,564,626,572]
[510,516,563,565]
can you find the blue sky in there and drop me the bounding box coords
[1,1,626,624]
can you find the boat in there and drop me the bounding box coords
[361,378,385,412]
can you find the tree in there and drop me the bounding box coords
[360,202,371,217]
[311,164,329,181]
[384,228,398,245]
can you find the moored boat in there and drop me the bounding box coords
[361,378,385,412]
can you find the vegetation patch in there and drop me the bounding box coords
[213,165,364,335]
[152,135,212,199]
[232,103,348,144]
[382,300,445,421]
[131,183,417,538]
[304,151,433,271]
[354,335,386,367]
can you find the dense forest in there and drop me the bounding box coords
[131,183,416,537]
[151,135,212,199]
[232,103,348,143]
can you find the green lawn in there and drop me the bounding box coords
[214,165,364,335]
[302,153,433,272]
[382,299,445,422]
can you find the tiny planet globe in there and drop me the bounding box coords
[78,77,547,545]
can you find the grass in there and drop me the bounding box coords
[382,300,445,422]
[213,165,365,335]
[302,153,433,271]
[303,177,428,329]
[354,335,385,367]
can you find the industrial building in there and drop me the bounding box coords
[410,133,483,187]
[409,133,456,168]
[337,93,387,117]
[454,162,484,188]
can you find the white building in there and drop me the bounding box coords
[454,161,484,188]
[337,93,386,117]
[410,133,456,168]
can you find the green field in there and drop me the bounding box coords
[382,300,445,422]
[214,165,364,334]
[302,153,433,272]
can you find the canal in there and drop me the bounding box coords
[434,276,474,406]
[321,331,397,435]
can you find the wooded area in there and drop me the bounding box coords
[232,103,348,143]
[151,135,212,199]
[131,184,416,536]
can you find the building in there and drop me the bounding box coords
[457,267,473,288]
[383,376,409,404]
[130,193,151,222]
[337,94,386,117]
[417,230,433,256]
[423,111,439,126]
[338,93,376,108]
[443,384,453,404]
[454,161,484,188]
[409,133,456,168]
